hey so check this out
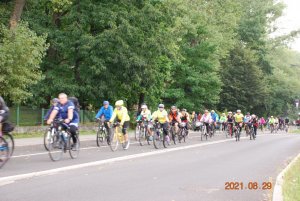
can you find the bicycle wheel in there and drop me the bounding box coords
[96,129,105,147]
[0,137,9,168]
[162,134,168,148]
[69,134,80,159]
[108,128,119,151]
[153,131,163,149]
[48,132,63,161]
[138,127,146,146]
[44,128,56,151]
[135,125,140,141]
[3,133,14,157]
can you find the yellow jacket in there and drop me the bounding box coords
[152,109,168,124]
[110,106,130,125]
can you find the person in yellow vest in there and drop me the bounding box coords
[109,100,130,149]
[152,104,170,141]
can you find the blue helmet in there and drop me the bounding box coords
[103,101,109,105]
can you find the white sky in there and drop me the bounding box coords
[273,0,300,52]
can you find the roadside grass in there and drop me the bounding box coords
[282,157,300,201]
[289,129,300,134]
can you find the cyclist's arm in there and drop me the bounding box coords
[67,108,74,121]
[47,109,58,124]
[95,107,104,119]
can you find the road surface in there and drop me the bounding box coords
[1,131,300,201]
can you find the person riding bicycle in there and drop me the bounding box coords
[200,110,213,134]
[219,113,227,131]
[227,112,234,136]
[0,96,10,136]
[109,100,130,149]
[95,101,113,130]
[136,104,152,139]
[278,117,284,130]
[169,106,181,134]
[259,117,266,132]
[274,117,279,130]
[284,117,289,125]
[269,116,275,131]
[234,110,244,133]
[244,112,252,134]
[250,114,258,136]
[210,110,219,131]
[47,93,80,147]
[180,109,190,134]
[152,104,170,141]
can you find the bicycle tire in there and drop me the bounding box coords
[153,131,163,149]
[108,128,119,152]
[96,129,106,147]
[162,134,168,148]
[0,136,10,168]
[138,127,145,146]
[48,132,64,161]
[3,133,14,157]
[69,135,80,159]
[135,125,140,141]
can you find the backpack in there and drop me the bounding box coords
[2,122,15,133]
[68,97,80,112]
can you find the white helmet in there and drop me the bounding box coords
[141,104,147,109]
[115,100,124,107]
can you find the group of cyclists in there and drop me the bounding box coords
[0,93,293,167]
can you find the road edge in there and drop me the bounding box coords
[272,152,300,201]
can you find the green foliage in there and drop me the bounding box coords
[0,23,48,103]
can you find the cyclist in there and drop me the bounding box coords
[227,112,234,137]
[269,116,275,132]
[284,117,290,130]
[250,114,258,137]
[244,112,252,135]
[95,101,113,131]
[278,117,284,130]
[210,110,219,132]
[200,110,213,134]
[219,113,227,131]
[0,96,9,136]
[152,104,170,141]
[259,117,266,133]
[180,109,190,135]
[169,106,181,134]
[136,104,152,139]
[109,100,130,149]
[47,93,80,147]
[44,98,59,121]
[234,110,244,133]
[274,117,279,131]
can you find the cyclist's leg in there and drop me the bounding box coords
[162,122,169,136]
[69,124,78,143]
[122,121,130,142]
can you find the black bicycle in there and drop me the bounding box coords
[178,122,188,143]
[153,122,168,149]
[48,119,80,161]
[170,123,178,145]
[96,118,109,147]
[248,123,256,140]
[234,123,243,142]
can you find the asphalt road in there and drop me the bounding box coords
[1,131,300,201]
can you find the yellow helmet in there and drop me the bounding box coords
[115,100,124,107]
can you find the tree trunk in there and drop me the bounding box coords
[9,0,26,29]
[138,93,145,111]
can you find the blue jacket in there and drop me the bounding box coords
[95,105,113,120]
[211,112,219,122]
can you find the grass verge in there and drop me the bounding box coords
[282,157,300,201]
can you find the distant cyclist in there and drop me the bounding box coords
[95,101,113,130]
[136,104,152,139]
[152,104,170,142]
[200,110,213,134]
[169,106,181,134]
[234,110,244,133]
[180,109,190,134]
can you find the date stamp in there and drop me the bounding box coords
[225,182,272,190]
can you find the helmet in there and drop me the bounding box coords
[228,111,232,114]
[247,112,250,115]
[222,113,225,115]
[171,106,177,110]
[271,116,273,118]
[141,104,147,109]
[158,104,164,108]
[115,100,124,107]
[211,110,215,113]
[251,114,256,118]
[181,108,187,112]
[103,101,109,105]
[237,110,241,113]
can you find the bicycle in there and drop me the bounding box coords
[0,135,10,168]
[47,119,80,161]
[226,122,234,138]
[178,122,188,143]
[108,122,129,151]
[201,122,209,141]
[96,118,109,147]
[137,120,153,146]
[234,122,243,142]
[170,123,179,145]
[44,120,58,151]
[153,122,168,149]
[270,124,275,133]
[248,123,256,140]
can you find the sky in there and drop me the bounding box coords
[273,0,300,52]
